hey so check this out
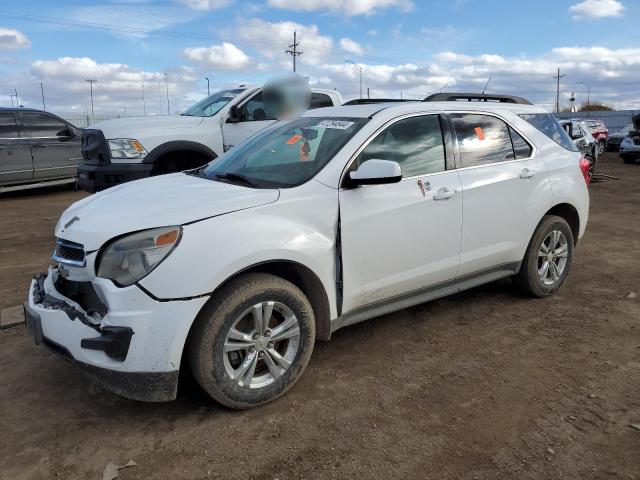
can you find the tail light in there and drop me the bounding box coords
[579,156,591,186]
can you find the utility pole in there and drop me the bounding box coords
[9,94,15,107]
[204,76,210,96]
[553,68,565,113]
[367,87,370,99]
[576,82,591,104]
[164,73,170,115]
[285,30,303,72]
[345,60,363,99]
[85,79,97,116]
[14,89,18,107]
[142,84,146,116]
[40,83,46,110]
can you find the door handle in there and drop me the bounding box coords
[31,143,47,148]
[519,168,536,179]
[433,187,457,201]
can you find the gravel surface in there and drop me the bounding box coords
[1,153,639,479]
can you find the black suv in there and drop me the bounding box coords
[0,108,82,192]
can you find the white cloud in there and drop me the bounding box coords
[340,38,364,55]
[569,0,625,21]
[184,42,251,70]
[267,0,413,16]
[237,19,333,66]
[178,0,233,10]
[28,57,200,114]
[421,25,457,40]
[0,28,30,50]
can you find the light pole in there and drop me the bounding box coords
[14,88,19,107]
[40,83,46,110]
[164,73,170,115]
[142,84,146,116]
[345,60,363,99]
[576,82,591,104]
[85,79,97,116]
[204,76,210,96]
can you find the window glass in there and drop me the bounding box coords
[22,112,68,138]
[451,113,514,166]
[0,113,19,138]
[509,126,533,159]
[239,92,276,122]
[309,93,334,109]
[355,115,446,178]
[182,89,244,117]
[201,117,368,188]
[519,113,578,151]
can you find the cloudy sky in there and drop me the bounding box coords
[0,0,638,115]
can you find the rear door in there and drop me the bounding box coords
[0,112,33,185]
[20,111,81,180]
[450,112,551,276]
[340,113,463,312]
[222,90,277,149]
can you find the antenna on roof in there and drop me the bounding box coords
[481,74,492,95]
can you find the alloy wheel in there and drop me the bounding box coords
[222,301,301,389]
[537,230,569,286]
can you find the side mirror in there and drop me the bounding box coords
[348,159,402,186]
[57,127,77,140]
[227,105,241,123]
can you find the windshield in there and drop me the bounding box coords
[182,89,245,117]
[198,117,368,188]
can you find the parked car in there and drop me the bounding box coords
[77,84,343,193]
[606,122,634,152]
[572,118,607,155]
[0,108,82,192]
[25,94,590,408]
[560,119,597,177]
[620,114,640,164]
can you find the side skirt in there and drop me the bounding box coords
[330,262,520,334]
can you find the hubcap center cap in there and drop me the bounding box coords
[254,336,269,351]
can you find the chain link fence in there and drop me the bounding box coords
[556,110,640,133]
[55,112,168,128]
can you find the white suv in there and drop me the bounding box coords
[25,94,590,408]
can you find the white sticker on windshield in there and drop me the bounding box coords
[317,120,355,130]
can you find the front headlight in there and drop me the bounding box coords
[108,138,147,159]
[97,226,181,286]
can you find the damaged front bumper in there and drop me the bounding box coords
[25,266,208,402]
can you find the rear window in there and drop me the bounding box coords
[519,113,578,152]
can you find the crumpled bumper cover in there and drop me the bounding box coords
[25,267,208,402]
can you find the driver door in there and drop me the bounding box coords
[339,114,463,313]
[222,91,277,150]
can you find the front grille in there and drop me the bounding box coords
[53,238,86,267]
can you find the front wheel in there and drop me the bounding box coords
[187,273,316,409]
[515,215,574,298]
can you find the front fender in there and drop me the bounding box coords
[143,140,217,164]
[138,181,340,317]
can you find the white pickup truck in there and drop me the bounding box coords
[77,83,343,192]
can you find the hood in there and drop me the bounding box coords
[56,173,279,250]
[92,115,205,138]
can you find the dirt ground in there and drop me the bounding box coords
[1,153,639,480]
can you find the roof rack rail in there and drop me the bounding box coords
[343,98,419,106]
[423,92,532,105]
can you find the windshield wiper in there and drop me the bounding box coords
[214,172,258,188]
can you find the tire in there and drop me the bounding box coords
[623,156,636,164]
[596,140,606,156]
[515,215,574,298]
[187,272,316,409]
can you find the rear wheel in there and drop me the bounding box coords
[515,215,574,298]
[623,155,636,164]
[187,273,315,409]
[596,140,606,155]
